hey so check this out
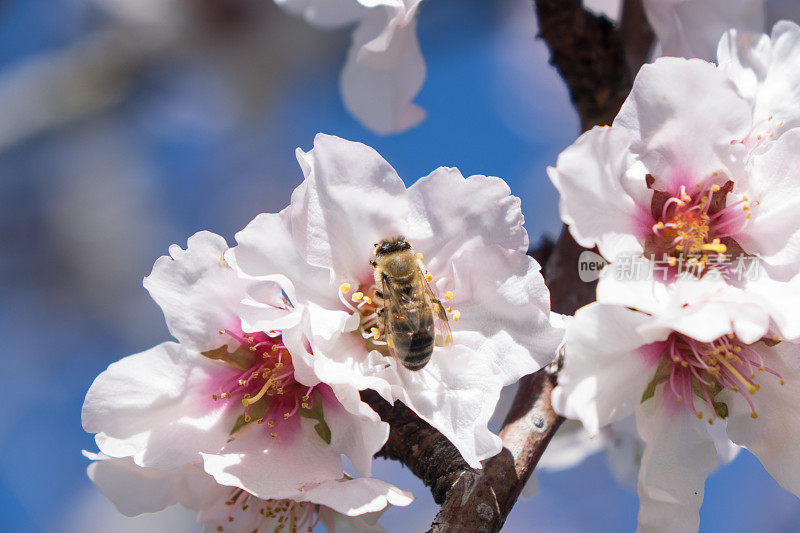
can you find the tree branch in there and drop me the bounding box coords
[362,1,653,531]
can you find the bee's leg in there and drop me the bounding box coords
[374,290,384,299]
[369,259,377,267]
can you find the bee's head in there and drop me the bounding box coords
[374,236,412,256]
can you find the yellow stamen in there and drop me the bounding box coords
[339,283,351,293]
[444,291,453,301]
[452,310,461,322]
[425,273,433,282]
[351,292,364,302]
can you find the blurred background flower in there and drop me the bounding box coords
[0,0,798,531]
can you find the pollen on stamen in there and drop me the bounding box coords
[452,310,461,322]
[444,291,453,301]
[425,273,433,282]
[351,292,364,302]
[339,282,351,293]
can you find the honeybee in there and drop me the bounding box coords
[370,237,452,370]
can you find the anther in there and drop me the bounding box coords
[352,292,364,302]
[444,291,453,301]
[339,283,351,293]
[270,433,278,439]
[452,310,461,322]
[425,273,433,282]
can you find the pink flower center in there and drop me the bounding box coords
[647,180,756,274]
[207,330,318,440]
[210,487,322,533]
[652,333,784,424]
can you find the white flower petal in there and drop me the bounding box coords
[635,392,720,533]
[85,454,221,517]
[547,126,652,260]
[323,385,389,477]
[201,416,345,500]
[341,1,425,134]
[298,477,413,516]
[720,21,800,140]
[663,0,764,61]
[553,303,666,435]
[291,133,409,281]
[231,210,335,307]
[600,416,645,489]
[741,270,800,340]
[406,167,529,269]
[736,128,800,269]
[143,231,247,352]
[444,244,562,385]
[82,343,237,469]
[597,267,771,344]
[723,340,800,497]
[390,344,505,468]
[614,58,752,190]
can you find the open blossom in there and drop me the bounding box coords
[228,133,564,468]
[82,231,389,499]
[84,452,412,533]
[275,0,425,135]
[549,21,800,280]
[554,266,800,531]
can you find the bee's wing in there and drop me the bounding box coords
[419,265,453,348]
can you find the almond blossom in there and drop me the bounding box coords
[227,133,564,468]
[82,231,390,500]
[554,266,800,532]
[275,0,426,135]
[548,21,800,280]
[84,452,412,533]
